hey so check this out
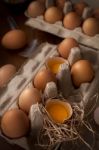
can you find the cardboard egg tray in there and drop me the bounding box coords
[0,42,99,150]
[0,43,57,150]
[25,0,99,50]
[0,43,57,117]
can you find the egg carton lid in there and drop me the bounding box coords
[0,42,99,150]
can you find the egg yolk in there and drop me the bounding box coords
[47,103,68,123]
[48,60,64,74]
[51,63,62,74]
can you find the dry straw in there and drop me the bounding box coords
[37,93,98,150]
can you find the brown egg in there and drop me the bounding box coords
[33,68,56,91]
[1,29,27,50]
[93,8,99,19]
[58,38,79,59]
[73,2,88,16]
[44,6,63,24]
[1,109,29,138]
[82,17,99,36]
[55,0,66,9]
[18,87,42,113]
[71,60,94,87]
[27,1,45,17]
[0,64,16,88]
[63,11,82,30]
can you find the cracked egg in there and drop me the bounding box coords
[45,99,73,124]
[46,56,67,74]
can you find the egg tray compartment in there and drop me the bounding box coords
[0,42,99,150]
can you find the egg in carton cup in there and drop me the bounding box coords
[0,39,99,150]
[25,0,99,50]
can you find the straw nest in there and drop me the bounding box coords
[36,93,98,150]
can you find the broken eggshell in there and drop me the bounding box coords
[45,99,73,124]
[45,56,66,74]
[44,81,58,99]
[56,63,74,98]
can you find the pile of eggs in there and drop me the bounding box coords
[1,37,97,139]
[27,0,99,36]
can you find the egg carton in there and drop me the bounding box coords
[0,42,99,150]
[25,0,99,50]
[0,43,57,117]
[25,15,99,50]
[0,42,58,150]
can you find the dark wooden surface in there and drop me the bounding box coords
[0,136,25,150]
[0,1,61,69]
